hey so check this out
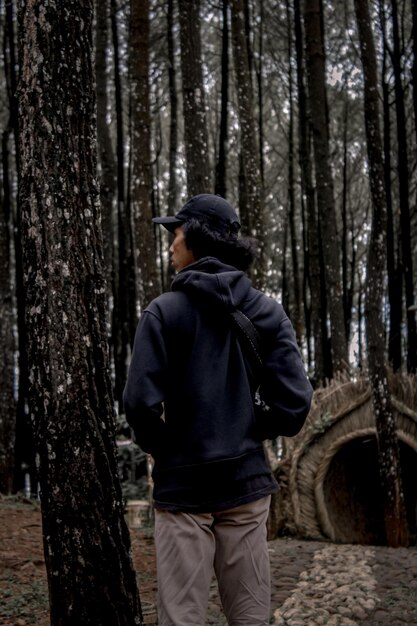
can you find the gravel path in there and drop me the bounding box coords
[207,537,417,625]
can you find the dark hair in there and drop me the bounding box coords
[182,217,257,272]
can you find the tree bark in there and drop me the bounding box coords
[341,78,355,347]
[215,0,229,199]
[230,0,265,287]
[130,0,160,309]
[18,0,143,621]
[390,0,417,373]
[286,0,302,344]
[255,0,265,187]
[379,0,402,372]
[1,0,17,494]
[95,0,116,287]
[110,0,136,407]
[303,0,348,376]
[0,172,15,494]
[167,0,178,216]
[178,0,211,195]
[293,0,323,381]
[413,0,417,150]
[354,0,409,548]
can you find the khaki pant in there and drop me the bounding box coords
[154,495,271,626]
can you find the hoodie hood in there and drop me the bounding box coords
[171,257,252,311]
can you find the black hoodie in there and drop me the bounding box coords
[123,257,313,512]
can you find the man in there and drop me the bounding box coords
[123,194,313,626]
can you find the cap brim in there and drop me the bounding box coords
[152,216,184,233]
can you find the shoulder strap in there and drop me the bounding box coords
[230,309,263,370]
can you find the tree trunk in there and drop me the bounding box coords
[215,0,229,199]
[96,0,116,287]
[0,171,15,494]
[2,0,33,493]
[341,79,355,347]
[303,0,348,376]
[379,0,403,372]
[413,0,417,150]
[1,0,17,494]
[293,0,323,381]
[18,1,143,622]
[130,0,160,309]
[390,0,417,373]
[4,0,19,169]
[230,0,265,287]
[178,0,211,195]
[167,0,178,216]
[286,0,302,344]
[354,0,409,548]
[110,0,136,407]
[255,0,265,187]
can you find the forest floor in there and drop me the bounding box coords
[0,495,159,626]
[1,495,417,626]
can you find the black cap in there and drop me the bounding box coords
[152,194,241,233]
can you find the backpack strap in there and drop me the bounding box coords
[230,309,263,371]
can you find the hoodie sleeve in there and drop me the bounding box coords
[255,316,313,440]
[122,310,167,456]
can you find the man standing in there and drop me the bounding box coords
[123,194,313,626]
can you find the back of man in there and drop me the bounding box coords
[123,194,313,626]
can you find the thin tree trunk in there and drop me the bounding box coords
[341,89,353,345]
[130,0,160,309]
[3,0,33,493]
[230,0,265,287]
[294,0,323,382]
[255,0,265,187]
[286,0,302,344]
[178,0,211,195]
[303,0,348,376]
[0,169,15,494]
[1,0,17,494]
[96,0,116,286]
[413,0,417,150]
[354,0,409,548]
[215,0,229,198]
[167,0,178,215]
[4,0,19,170]
[110,0,135,407]
[18,0,143,621]
[379,0,402,371]
[390,0,417,373]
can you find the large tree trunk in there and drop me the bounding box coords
[303,0,348,377]
[178,0,211,195]
[354,0,409,548]
[18,1,143,622]
[230,0,265,287]
[130,0,160,309]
